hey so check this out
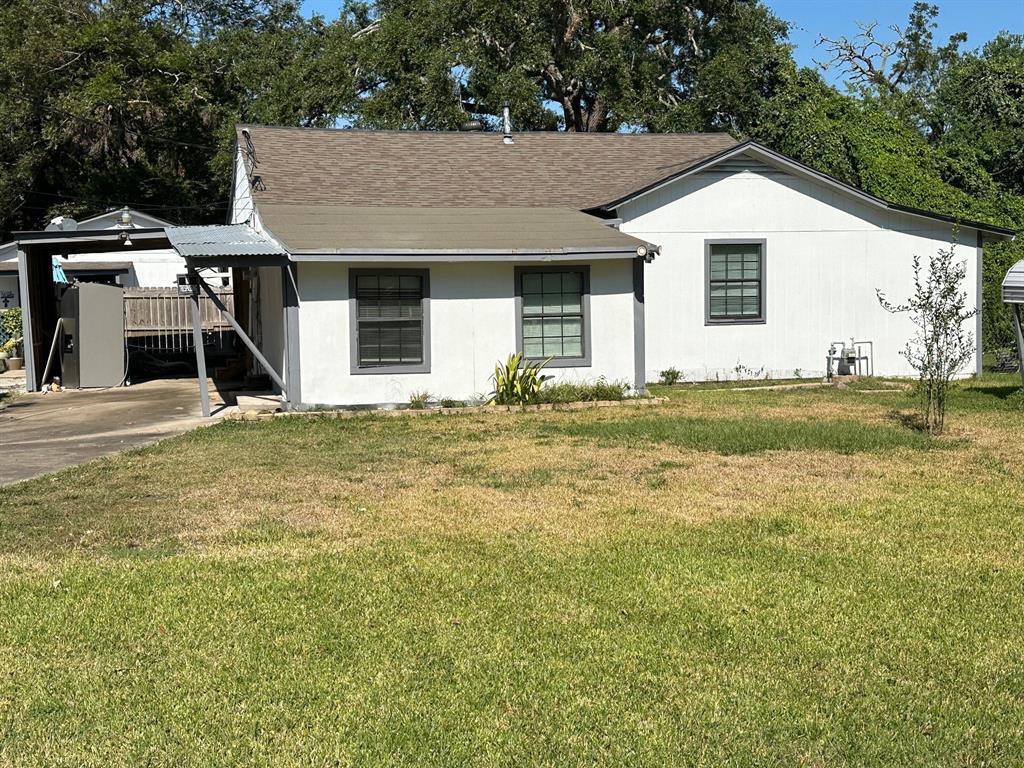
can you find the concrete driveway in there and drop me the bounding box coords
[0,379,226,485]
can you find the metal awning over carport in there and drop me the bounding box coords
[165,224,289,265]
[1003,259,1024,387]
[165,225,292,417]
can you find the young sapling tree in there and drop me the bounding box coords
[877,238,976,434]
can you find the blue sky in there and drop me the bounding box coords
[767,0,1022,82]
[302,0,1022,85]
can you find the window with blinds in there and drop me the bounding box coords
[354,273,425,367]
[707,242,764,322]
[520,270,586,359]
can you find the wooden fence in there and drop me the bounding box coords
[124,287,235,352]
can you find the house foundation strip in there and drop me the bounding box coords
[197,272,287,396]
[187,268,212,418]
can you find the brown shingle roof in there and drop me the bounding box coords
[237,125,738,211]
[257,205,654,255]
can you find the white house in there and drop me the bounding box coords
[0,208,228,307]
[176,124,1014,409]
[614,145,1008,381]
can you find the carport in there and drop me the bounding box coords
[1004,258,1024,387]
[12,227,171,392]
[13,223,290,414]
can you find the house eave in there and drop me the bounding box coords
[288,246,650,263]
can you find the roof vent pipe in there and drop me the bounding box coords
[502,102,514,145]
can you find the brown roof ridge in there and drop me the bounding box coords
[237,123,734,139]
[253,203,610,212]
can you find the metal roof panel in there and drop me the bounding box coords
[165,224,286,258]
[1003,259,1024,303]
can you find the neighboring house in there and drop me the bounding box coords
[0,208,228,307]
[197,125,1014,407]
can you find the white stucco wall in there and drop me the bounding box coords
[295,259,637,406]
[619,156,982,381]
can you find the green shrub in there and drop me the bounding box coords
[537,378,630,404]
[408,391,432,409]
[0,307,22,349]
[658,367,682,386]
[439,398,467,409]
[489,353,551,405]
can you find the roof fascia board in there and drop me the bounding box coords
[185,254,290,268]
[13,228,169,245]
[602,140,1016,238]
[289,247,641,262]
[745,145,1015,237]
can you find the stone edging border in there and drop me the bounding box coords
[225,397,669,421]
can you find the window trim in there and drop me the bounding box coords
[349,268,431,375]
[514,265,592,368]
[704,239,767,326]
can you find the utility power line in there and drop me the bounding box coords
[10,97,226,151]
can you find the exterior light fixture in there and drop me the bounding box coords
[636,245,648,258]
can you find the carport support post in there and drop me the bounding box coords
[188,267,211,417]
[282,263,301,408]
[632,256,646,394]
[198,278,287,395]
[16,247,38,391]
[1013,303,1024,389]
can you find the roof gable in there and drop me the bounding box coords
[608,141,1015,237]
[76,208,175,230]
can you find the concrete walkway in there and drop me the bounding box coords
[0,379,226,485]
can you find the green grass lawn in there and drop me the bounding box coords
[2,377,1024,766]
